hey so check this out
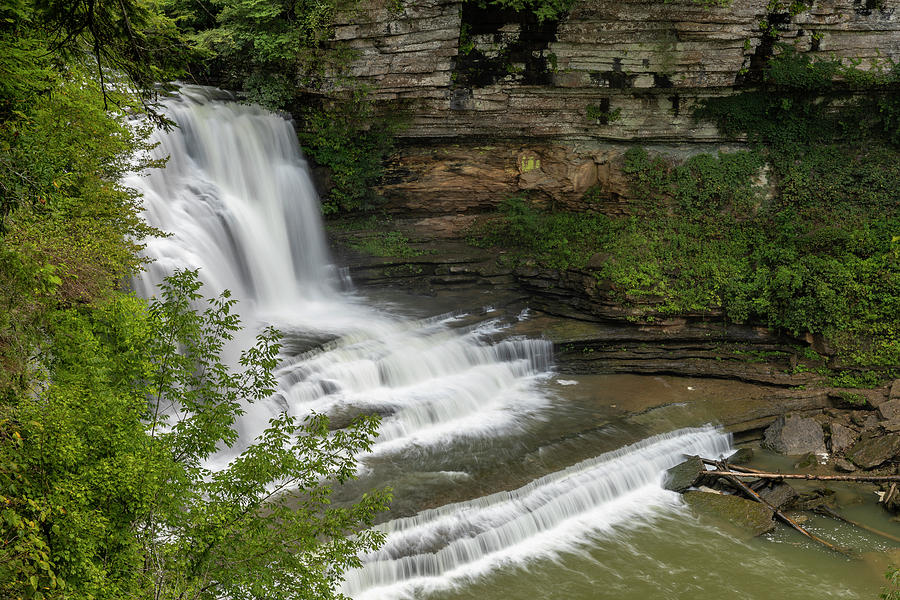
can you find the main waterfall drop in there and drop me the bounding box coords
[127,87,735,599]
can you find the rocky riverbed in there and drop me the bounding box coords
[329,222,900,573]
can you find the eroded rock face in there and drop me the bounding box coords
[319,0,900,210]
[763,414,826,456]
[332,0,900,142]
[379,142,640,214]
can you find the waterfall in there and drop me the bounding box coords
[127,85,334,311]
[128,87,734,599]
[126,84,555,454]
[341,426,732,599]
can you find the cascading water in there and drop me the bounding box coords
[342,427,732,599]
[127,86,743,599]
[130,86,334,309]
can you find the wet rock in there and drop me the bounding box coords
[664,455,705,493]
[763,414,826,456]
[879,399,900,421]
[834,458,857,472]
[829,423,858,454]
[793,452,819,469]
[792,488,836,511]
[847,433,900,470]
[727,447,754,465]
[683,491,775,538]
[756,482,798,510]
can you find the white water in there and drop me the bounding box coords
[342,427,732,599]
[128,87,735,598]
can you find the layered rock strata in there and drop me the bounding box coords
[324,0,900,210]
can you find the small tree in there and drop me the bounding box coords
[1,270,390,599]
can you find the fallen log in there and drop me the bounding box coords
[700,458,766,474]
[702,469,900,483]
[713,461,851,556]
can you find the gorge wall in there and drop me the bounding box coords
[325,0,899,223]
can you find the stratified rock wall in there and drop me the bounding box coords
[326,0,899,214]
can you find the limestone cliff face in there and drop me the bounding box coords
[327,0,899,218]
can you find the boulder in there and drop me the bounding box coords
[727,447,754,465]
[863,414,881,430]
[683,491,775,538]
[829,424,858,454]
[763,415,826,456]
[663,455,705,493]
[756,482,798,510]
[879,399,900,421]
[891,379,900,401]
[847,433,900,470]
[834,458,857,472]
[792,488,836,511]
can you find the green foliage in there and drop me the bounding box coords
[698,48,900,156]
[685,50,900,367]
[882,566,900,600]
[346,231,424,258]
[469,196,614,270]
[470,0,575,22]
[835,391,868,406]
[616,147,899,365]
[1,0,193,122]
[1,6,389,597]
[765,46,838,90]
[171,0,357,108]
[827,370,886,389]
[474,139,898,368]
[585,103,622,124]
[297,97,398,215]
[2,272,390,599]
[0,36,162,391]
[622,148,764,216]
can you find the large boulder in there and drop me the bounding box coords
[683,491,775,538]
[664,455,705,493]
[847,433,900,469]
[763,415,826,456]
[829,424,858,454]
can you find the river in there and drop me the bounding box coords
[124,86,890,599]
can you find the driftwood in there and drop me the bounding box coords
[699,460,900,483]
[712,460,851,556]
[700,458,766,474]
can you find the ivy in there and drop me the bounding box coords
[296,95,400,215]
